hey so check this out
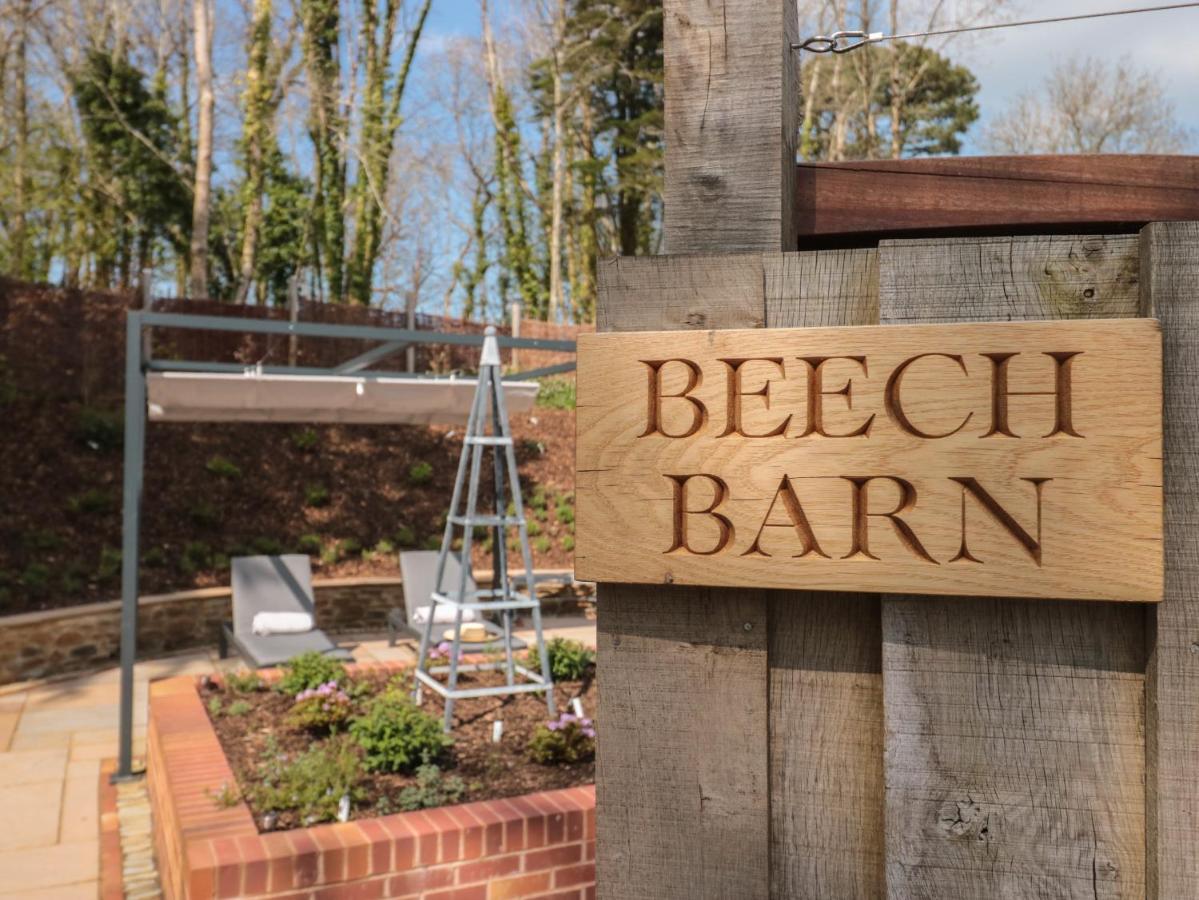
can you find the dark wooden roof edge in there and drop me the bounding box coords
[795,154,1199,245]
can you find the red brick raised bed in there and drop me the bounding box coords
[147,675,596,899]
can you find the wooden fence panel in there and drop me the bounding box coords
[878,234,1148,898]
[765,248,884,899]
[1142,221,1199,899]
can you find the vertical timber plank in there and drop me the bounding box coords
[595,259,771,900]
[1142,221,1199,899]
[596,1,795,893]
[766,248,886,898]
[879,234,1148,898]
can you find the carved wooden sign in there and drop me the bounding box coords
[575,319,1163,602]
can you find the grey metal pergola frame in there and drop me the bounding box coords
[115,309,576,781]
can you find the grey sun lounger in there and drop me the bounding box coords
[388,550,527,652]
[219,554,352,668]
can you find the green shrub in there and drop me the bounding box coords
[526,519,542,537]
[59,563,86,595]
[364,538,395,561]
[561,534,575,553]
[535,378,576,410]
[188,500,221,529]
[397,764,466,812]
[142,547,167,568]
[226,700,252,717]
[533,535,552,555]
[297,533,323,554]
[528,637,595,681]
[529,486,548,511]
[304,484,330,508]
[67,488,116,516]
[349,692,452,774]
[528,712,595,765]
[21,528,62,551]
[205,455,241,479]
[207,696,224,717]
[288,682,353,732]
[178,541,211,575]
[291,428,319,451]
[279,652,348,696]
[423,534,442,551]
[74,407,123,452]
[251,536,285,556]
[98,546,122,582]
[394,525,417,547]
[555,501,575,526]
[251,735,364,825]
[408,461,434,485]
[19,563,52,596]
[225,669,265,693]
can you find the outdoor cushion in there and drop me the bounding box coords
[251,611,314,636]
[411,604,478,625]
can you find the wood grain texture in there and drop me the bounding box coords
[797,155,1199,242]
[595,257,771,899]
[766,247,883,899]
[599,2,797,885]
[663,0,798,253]
[576,320,1163,601]
[1141,221,1199,899]
[879,234,1149,898]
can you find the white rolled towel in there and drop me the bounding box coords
[411,605,477,626]
[251,611,315,636]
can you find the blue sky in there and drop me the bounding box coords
[419,0,1199,154]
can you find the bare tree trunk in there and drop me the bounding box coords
[188,0,214,298]
[13,0,30,279]
[547,0,566,322]
[234,0,274,305]
[889,0,902,158]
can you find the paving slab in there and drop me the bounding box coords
[0,746,68,787]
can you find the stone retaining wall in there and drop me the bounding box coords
[0,571,585,685]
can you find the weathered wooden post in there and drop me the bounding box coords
[593,1,794,896]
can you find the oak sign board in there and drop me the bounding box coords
[575,318,1163,602]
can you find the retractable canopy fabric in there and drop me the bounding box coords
[146,371,539,426]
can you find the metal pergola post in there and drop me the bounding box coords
[112,309,576,782]
[116,311,146,780]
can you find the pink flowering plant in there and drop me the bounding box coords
[425,641,464,664]
[287,679,353,732]
[528,711,596,765]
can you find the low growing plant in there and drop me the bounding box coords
[291,427,319,451]
[251,735,365,825]
[19,563,52,596]
[397,764,466,812]
[178,541,212,575]
[533,535,552,555]
[74,406,123,452]
[226,700,253,718]
[279,651,348,696]
[304,484,330,508]
[349,692,452,774]
[297,533,323,554]
[205,455,242,479]
[67,488,115,516]
[288,681,353,732]
[97,546,122,582]
[535,378,576,410]
[527,637,595,681]
[224,669,265,693]
[560,534,575,553]
[528,712,596,765]
[408,460,434,485]
[394,525,417,547]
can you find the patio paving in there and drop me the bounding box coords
[0,615,595,899]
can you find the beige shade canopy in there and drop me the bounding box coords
[146,371,539,426]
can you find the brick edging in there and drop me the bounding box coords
[148,669,596,899]
[99,759,123,900]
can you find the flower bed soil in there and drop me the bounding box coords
[202,666,596,832]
